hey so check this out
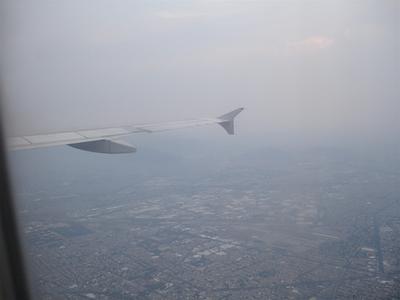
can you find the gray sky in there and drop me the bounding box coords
[1,0,399,142]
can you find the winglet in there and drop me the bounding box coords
[217,107,244,135]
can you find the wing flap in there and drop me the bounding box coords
[136,119,219,132]
[24,132,85,144]
[78,127,130,138]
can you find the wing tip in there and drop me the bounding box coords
[218,107,244,135]
[218,107,244,122]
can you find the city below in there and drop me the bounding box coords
[12,142,400,299]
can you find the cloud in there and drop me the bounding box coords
[155,10,211,20]
[288,36,334,52]
[155,1,242,21]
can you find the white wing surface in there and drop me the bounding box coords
[7,108,244,154]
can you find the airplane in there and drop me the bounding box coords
[7,108,244,154]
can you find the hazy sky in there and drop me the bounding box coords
[1,0,399,142]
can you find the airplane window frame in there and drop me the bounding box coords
[0,109,31,300]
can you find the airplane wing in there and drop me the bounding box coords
[7,108,244,154]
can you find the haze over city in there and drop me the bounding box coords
[1,1,399,299]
